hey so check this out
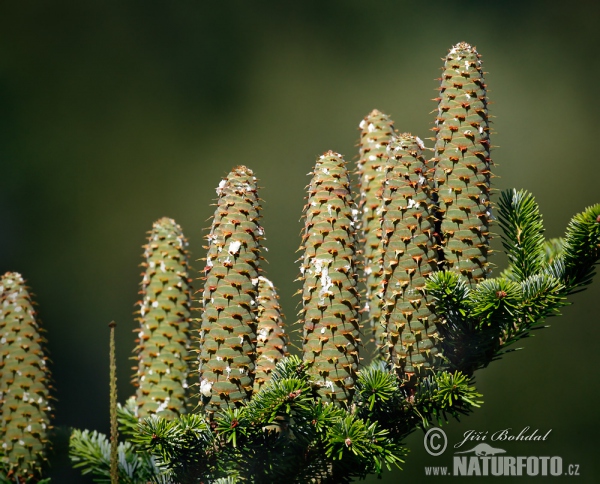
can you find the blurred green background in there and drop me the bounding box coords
[1,1,599,482]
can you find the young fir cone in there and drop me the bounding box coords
[0,273,52,481]
[356,109,395,348]
[299,151,361,404]
[380,135,441,379]
[432,42,493,285]
[133,217,192,419]
[199,166,262,413]
[253,276,288,393]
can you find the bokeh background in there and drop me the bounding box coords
[1,1,599,482]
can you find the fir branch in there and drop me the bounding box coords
[426,272,494,375]
[117,397,141,439]
[548,204,600,293]
[412,372,482,426]
[436,277,521,374]
[498,273,566,352]
[294,400,347,443]
[519,273,565,324]
[215,409,249,449]
[244,376,312,426]
[268,354,310,384]
[133,415,214,481]
[355,362,399,412]
[497,189,545,281]
[215,420,303,483]
[426,270,470,322]
[69,429,163,484]
[353,363,420,442]
[467,278,521,329]
[325,415,406,480]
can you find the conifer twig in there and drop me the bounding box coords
[108,321,119,484]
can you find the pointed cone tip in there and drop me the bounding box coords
[450,41,476,54]
[231,165,254,176]
[155,216,177,226]
[320,150,344,160]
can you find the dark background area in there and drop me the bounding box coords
[1,1,599,482]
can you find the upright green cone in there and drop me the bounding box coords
[432,42,493,285]
[133,217,193,419]
[0,272,52,481]
[253,276,288,393]
[356,109,396,348]
[380,135,441,378]
[299,151,361,403]
[199,166,262,412]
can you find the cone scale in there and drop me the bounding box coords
[380,136,441,378]
[0,273,52,481]
[356,109,396,349]
[133,217,193,419]
[432,42,493,285]
[299,151,361,403]
[199,166,262,412]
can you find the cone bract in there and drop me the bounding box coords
[380,136,440,377]
[0,272,52,481]
[299,151,360,403]
[134,217,192,419]
[253,276,288,393]
[432,42,493,285]
[199,166,262,412]
[357,109,395,347]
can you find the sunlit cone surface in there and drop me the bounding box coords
[0,273,52,481]
[199,166,262,412]
[134,217,192,419]
[380,136,441,378]
[357,109,395,348]
[299,151,360,403]
[253,276,288,393]
[432,42,493,285]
